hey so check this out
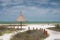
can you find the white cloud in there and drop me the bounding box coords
[0,0,60,8]
[50,2,60,6]
[2,5,60,15]
[0,5,60,21]
[0,0,60,21]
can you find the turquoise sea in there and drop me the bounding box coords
[0,21,60,24]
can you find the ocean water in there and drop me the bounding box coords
[0,21,60,24]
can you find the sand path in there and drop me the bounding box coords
[44,29,60,40]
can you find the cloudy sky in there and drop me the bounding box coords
[0,0,60,22]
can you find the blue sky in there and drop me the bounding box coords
[0,0,60,22]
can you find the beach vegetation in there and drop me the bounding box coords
[0,25,16,36]
[55,24,60,29]
[48,24,60,32]
[11,30,48,40]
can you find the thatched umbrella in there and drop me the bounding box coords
[16,11,27,30]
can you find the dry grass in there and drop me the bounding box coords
[11,30,48,40]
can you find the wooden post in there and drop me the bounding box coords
[45,31,48,36]
[36,28,38,30]
[20,21,22,30]
[41,28,43,31]
[43,29,48,36]
[44,29,46,33]
[33,27,34,30]
[28,27,30,30]
[39,28,41,31]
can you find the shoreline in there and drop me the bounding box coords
[0,23,57,25]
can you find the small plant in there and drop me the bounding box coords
[55,24,60,29]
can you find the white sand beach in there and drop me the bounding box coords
[0,24,60,40]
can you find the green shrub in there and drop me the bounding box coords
[55,24,60,29]
[11,30,48,40]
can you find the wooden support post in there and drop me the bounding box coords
[43,29,48,36]
[33,27,34,30]
[28,27,30,30]
[20,22,22,30]
[39,28,41,31]
[36,28,38,30]
[45,31,48,36]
